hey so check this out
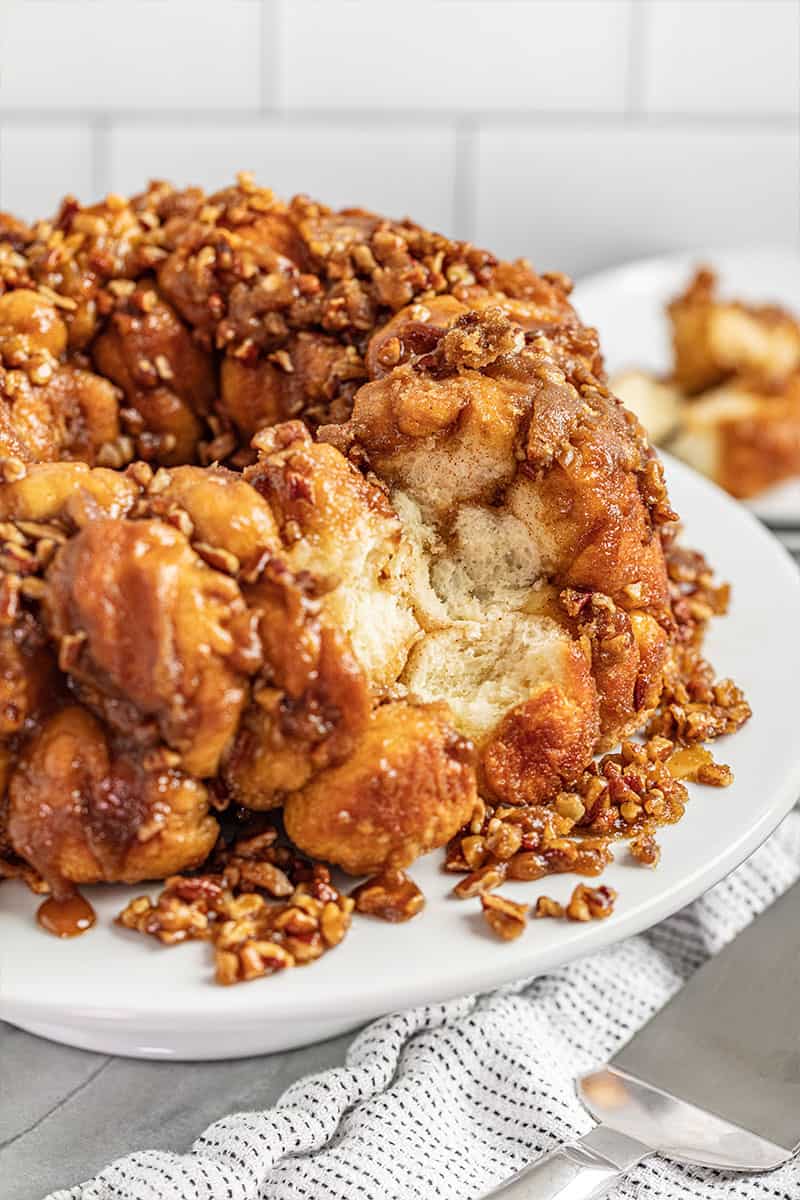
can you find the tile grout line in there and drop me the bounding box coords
[0,1057,111,1153]
[1,110,797,129]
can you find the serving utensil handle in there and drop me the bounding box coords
[480,1125,650,1199]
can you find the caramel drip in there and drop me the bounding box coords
[36,892,96,938]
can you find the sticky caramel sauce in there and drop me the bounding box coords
[36,893,96,938]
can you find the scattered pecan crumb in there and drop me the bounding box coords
[565,884,617,922]
[351,869,425,922]
[481,892,528,941]
[485,819,524,861]
[696,761,733,787]
[630,833,660,867]
[448,800,612,897]
[223,857,293,898]
[117,876,219,945]
[648,655,751,744]
[452,862,508,898]
[117,827,354,984]
[553,792,586,823]
[533,895,565,919]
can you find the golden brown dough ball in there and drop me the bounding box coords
[92,287,216,463]
[0,461,138,523]
[7,706,218,896]
[284,701,476,875]
[0,288,68,358]
[145,463,279,566]
[220,332,364,439]
[42,518,261,778]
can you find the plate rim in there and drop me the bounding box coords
[2,454,800,1034]
[572,243,800,299]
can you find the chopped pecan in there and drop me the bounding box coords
[565,884,617,922]
[117,861,353,984]
[452,862,507,899]
[696,760,733,787]
[351,869,425,922]
[630,833,660,867]
[533,895,565,919]
[481,892,528,941]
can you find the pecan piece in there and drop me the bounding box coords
[351,869,425,922]
[533,895,565,919]
[565,884,617,922]
[481,892,528,941]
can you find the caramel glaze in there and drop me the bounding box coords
[37,891,96,937]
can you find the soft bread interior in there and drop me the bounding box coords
[394,489,551,629]
[330,537,420,692]
[391,487,578,746]
[402,613,576,743]
[289,496,420,692]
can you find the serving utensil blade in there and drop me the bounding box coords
[600,875,800,1153]
[484,877,800,1197]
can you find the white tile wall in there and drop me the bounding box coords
[279,1,632,113]
[643,0,800,115]
[0,125,95,218]
[0,0,798,274]
[0,1,263,111]
[107,123,458,232]
[474,125,800,275]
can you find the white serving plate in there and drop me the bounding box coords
[2,455,800,1060]
[572,248,800,525]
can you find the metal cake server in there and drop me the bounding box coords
[483,876,800,1198]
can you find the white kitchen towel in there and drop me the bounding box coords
[47,810,800,1200]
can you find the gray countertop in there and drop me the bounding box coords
[0,1020,355,1200]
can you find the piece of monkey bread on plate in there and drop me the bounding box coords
[613,266,800,499]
